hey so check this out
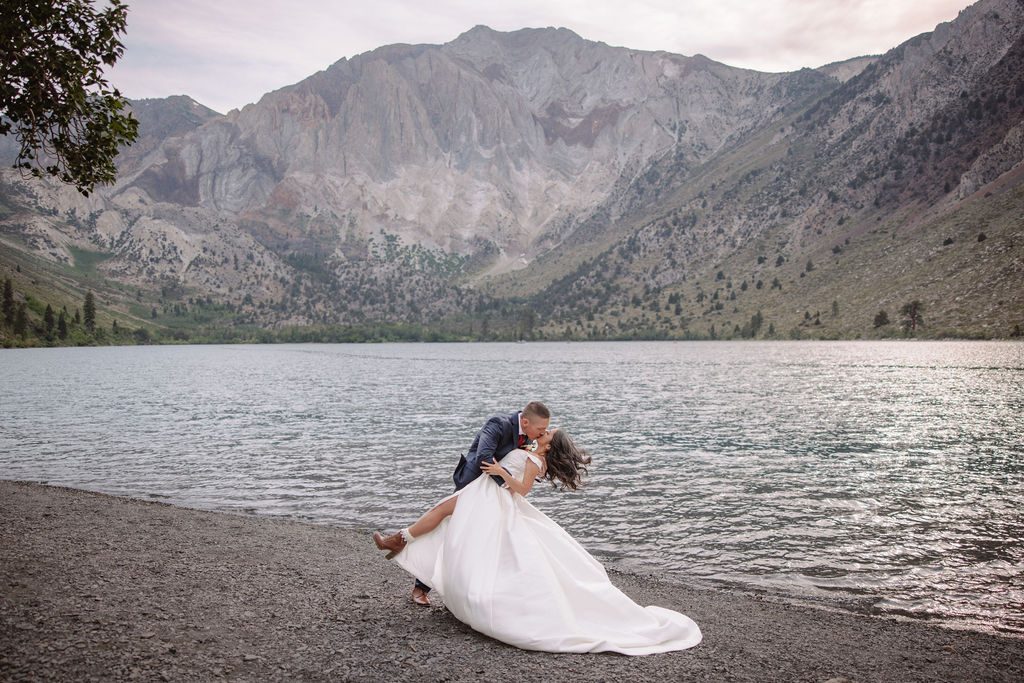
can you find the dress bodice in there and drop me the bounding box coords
[500,449,543,481]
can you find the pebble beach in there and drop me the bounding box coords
[2,480,1022,681]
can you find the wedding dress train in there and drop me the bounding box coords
[392,449,702,655]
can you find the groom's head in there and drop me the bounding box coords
[521,401,550,440]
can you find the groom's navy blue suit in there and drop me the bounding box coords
[452,411,522,491]
[415,411,522,594]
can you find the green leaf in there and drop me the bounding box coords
[1,0,138,195]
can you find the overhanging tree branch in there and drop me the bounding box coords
[0,0,139,196]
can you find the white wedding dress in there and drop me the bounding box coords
[393,449,702,655]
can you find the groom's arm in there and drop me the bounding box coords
[465,417,511,486]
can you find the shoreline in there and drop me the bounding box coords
[5,338,1024,352]
[2,480,1022,681]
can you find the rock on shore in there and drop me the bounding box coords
[2,480,1021,681]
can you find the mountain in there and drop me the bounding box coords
[118,96,223,173]
[1,0,1022,344]
[527,0,1024,339]
[109,26,822,269]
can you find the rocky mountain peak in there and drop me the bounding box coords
[448,24,586,54]
[98,23,805,268]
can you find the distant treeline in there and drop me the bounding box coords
[4,276,1020,348]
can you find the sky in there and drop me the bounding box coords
[106,0,977,114]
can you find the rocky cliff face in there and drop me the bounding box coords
[1,0,1021,339]
[110,25,819,272]
[532,0,1024,338]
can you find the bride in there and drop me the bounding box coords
[373,428,702,655]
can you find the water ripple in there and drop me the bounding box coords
[1,340,1022,636]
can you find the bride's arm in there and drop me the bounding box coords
[480,458,541,497]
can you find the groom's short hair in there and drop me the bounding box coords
[523,401,550,420]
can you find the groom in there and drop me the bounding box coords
[378,401,551,606]
[452,401,551,491]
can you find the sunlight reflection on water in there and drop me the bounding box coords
[1,340,1022,636]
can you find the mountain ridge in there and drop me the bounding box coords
[1,0,1021,345]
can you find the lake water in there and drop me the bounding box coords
[2,341,1022,636]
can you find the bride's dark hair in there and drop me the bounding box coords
[542,429,591,491]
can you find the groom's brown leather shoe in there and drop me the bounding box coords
[411,586,431,606]
[373,531,406,559]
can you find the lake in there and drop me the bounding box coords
[1,340,1022,636]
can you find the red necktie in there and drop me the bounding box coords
[517,434,526,448]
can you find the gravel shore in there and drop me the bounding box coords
[2,480,1021,682]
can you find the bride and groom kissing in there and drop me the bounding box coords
[372,401,702,655]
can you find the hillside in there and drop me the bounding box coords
[1,0,1022,346]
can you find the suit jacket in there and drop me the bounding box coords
[452,412,521,491]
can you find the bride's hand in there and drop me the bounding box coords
[480,459,505,477]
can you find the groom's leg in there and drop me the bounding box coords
[412,578,431,606]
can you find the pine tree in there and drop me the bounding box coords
[900,301,924,332]
[43,304,55,339]
[57,310,68,339]
[13,303,28,338]
[2,278,14,325]
[83,291,96,331]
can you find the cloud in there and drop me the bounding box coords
[687,0,973,71]
[106,0,974,113]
